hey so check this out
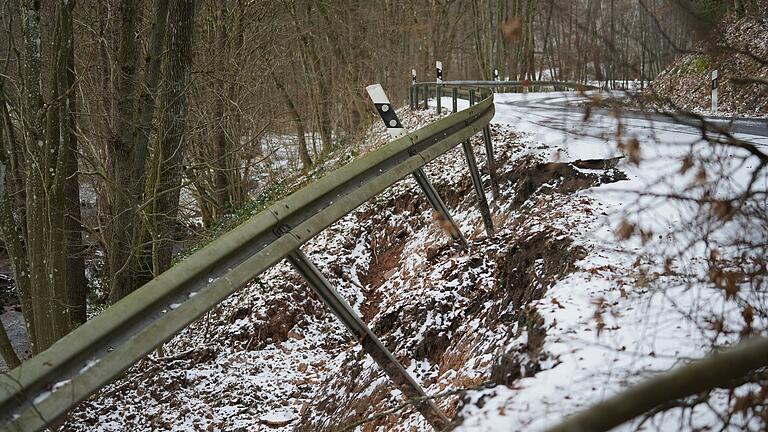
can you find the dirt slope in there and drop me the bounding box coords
[63,107,627,431]
[642,11,768,117]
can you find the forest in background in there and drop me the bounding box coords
[0,0,761,368]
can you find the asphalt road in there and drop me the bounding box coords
[497,94,768,139]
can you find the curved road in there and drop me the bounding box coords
[494,92,768,143]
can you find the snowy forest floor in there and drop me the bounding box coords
[65,93,768,431]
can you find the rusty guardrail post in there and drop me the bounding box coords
[412,168,469,248]
[436,84,442,114]
[461,140,494,236]
[482,126,500,199]
[452,87,458,113]
[287,249,451,431]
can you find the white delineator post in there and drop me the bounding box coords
[411,68,417,84]
[366,84,404,139]
[436,61,443,82]
[365,83,469,249]
[711,69,718,113]
[493,69,499,81]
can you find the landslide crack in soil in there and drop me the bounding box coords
[297,150,625,431]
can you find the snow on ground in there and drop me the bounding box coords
[455,92,768,431]
[66,92,766,431]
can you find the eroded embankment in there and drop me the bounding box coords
[296,141,626,431]
[64,112,626,432]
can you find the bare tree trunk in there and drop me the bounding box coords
[108,0,140,303]
[213,4,230,216]
[547,337,768,432]
[60,0,88,326]
[293,4,333,155]
[109,0,170,302]
[0,318,20,369]
[20,0,72,352]
[0,144,21,369]
[132,0,170,197]
[154,0,196,274]
[0,91,35,346]
[272,73,312,171]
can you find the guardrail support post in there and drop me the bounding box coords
[287,249,451,431]
[412,168,468,249]
[469,89,476,106]
[423,85,429,110]
[409,85,414,110]
[482,126,500,199]
[435,84,442,114]
[452,87,458,112]
[461,140,494,236]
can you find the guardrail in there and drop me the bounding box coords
[0,82,497,431]
[0,79,590,431]
[410,80,598,113]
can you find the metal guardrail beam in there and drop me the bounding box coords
[417,80,600,90]
[0,84,495,431]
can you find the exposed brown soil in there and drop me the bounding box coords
[485,231,586,385]
[360,239,405,321]
[505,155,628,209]
[293,144,626,430]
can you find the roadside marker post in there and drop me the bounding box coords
[711,69,718,113]
[366,84,468,249]
[366,84,404,139]
[410,69,417,110]
[435,61,443,114]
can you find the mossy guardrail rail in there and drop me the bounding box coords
[0,80,587,431]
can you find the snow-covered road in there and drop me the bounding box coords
[495,92,768,139]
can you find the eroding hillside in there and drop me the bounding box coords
[64,107,628,431]
[643,10,768,117]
